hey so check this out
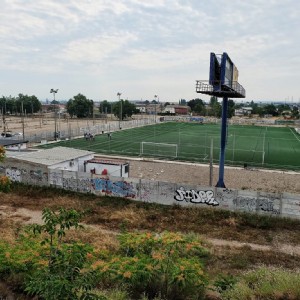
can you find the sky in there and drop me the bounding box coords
[0,0,299,103]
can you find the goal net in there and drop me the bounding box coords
[140,142,178,158]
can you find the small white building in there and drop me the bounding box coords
[163,105,176,114]
[6,146,95,172]
[234,107,253,116]
[84,158,129,178]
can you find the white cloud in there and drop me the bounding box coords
[59,32,137,64]
[0,0,299,101]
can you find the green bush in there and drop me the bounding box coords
[0,209,210,300]
[93,232,209,300]
[0,175,11,193]
[222,266,300,299]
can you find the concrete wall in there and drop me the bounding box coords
[2,162,300,220]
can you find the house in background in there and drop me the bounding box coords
[234,107,253,116]
[163,105,190,115]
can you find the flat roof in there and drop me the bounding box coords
[86,158,128,165]
[8,146,94,166]
[0,139,28,146]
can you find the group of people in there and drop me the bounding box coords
[84,132,95,141]
[84,131,113,141]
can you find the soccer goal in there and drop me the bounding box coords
[140,142,178,158]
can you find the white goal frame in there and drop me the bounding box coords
[140,142,178,158]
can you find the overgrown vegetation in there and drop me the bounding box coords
[1,185,300,299]
[0,208,210,299]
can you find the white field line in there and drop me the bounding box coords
[289,128,300,143]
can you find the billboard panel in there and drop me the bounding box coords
[209,53,221,86]
[204,52,245,97]
[233,65,239,82]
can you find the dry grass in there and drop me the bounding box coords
[2,186,300,281]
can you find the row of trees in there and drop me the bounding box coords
[1,94,299,119]
[0,94,41,115]
[187,97,236,118]
[66,94,138,119]
[242,101,299,118]
[0,94,138,120]
[188,97,299,119]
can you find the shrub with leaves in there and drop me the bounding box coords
[93,231,209,300]
[0,146,5,161]
[0,175,11,193]
[24,208,104,300]
[222,266,300,299]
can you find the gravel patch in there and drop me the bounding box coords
[128,159,300,194]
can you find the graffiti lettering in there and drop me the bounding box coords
[6,168,21,182]
[233,197,280,215]
[233,197,256,212]
[174,187,218,206]
[258,199,280,214]
[92,178,136,198]
[62,177,91,192]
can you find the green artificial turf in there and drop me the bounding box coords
[37,122,300,171]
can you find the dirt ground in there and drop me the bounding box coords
[128,159,300,194]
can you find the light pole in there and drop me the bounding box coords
[50,89,59,140]
[154,94,158,123]
[2,98,7,136]
[117,92,122,129]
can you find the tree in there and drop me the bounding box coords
[26,208,102,300]
[66,94,93,118]
[209,96,222,117]
[291,106,299,119]
[15,94,41,115]
[99,100,112,114]
[188,98,206,114]
[277,104,290,115]
[263,104,278,116]
[227,99,236,118]
[113,100,137,120]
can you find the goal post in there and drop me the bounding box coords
[140,142,178,158]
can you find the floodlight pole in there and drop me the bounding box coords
[154,95,158,123]
[216,96,228,188]
[117,92,122,129]
[50,89,59,141]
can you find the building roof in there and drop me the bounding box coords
[87,158,128,165]
[9,146,94,166]
[0,139,28,146]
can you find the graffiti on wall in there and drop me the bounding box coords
[174,187,219,206]
[6,168,21,182]
[233,196,280,215]
[233,196,257,212]
[28,170,48,183]
[62,177,92,192]
[50,172,62,186]
[92,178,137,198]
[257,194,280,214]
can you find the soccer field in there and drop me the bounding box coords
[38,122,300,171]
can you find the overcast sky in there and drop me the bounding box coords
[0,0,299,103]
